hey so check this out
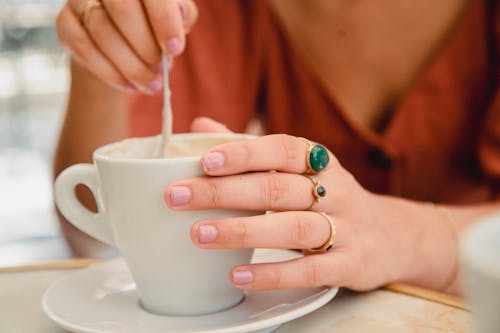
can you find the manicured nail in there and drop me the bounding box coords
[169,186,191,206]
[232,271,253,285]
[147,77,162,94]
[201,152,224,171]
[165,37,183,56]
[198,225,217,243]
[178,0,190,24]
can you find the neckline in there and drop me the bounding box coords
[265,1,472,152]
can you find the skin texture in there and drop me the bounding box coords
[53,0,498,294]
[56,0,197,93]
[268,0,469,131]
[165,119,499,295]
[54,0,196,256]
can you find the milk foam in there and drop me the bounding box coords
[99,135,238,159]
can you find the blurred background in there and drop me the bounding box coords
[0,0,72,266]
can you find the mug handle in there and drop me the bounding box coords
[54,164,114,246]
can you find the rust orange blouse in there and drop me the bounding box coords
[129,0,500,204]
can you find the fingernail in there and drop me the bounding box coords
[170,186,191,206]
[201,152,224,171]
[178,0,190,24]
[232,271,253,285]
[165,37,183,56]
[198,225,217,243]
[147,77,162,94]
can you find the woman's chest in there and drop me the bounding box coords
[268,0,469,132]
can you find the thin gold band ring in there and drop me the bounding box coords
[303,212,336,255]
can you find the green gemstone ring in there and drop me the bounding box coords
[303,139,329,174]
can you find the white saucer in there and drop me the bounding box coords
[42,249,338,333]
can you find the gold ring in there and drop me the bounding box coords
[80,0,104,30]
[304,175,326,210]
[303,212,336,255]
[301,138,330,175]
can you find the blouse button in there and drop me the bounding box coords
[368,149,394,171]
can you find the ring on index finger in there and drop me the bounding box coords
[79,0,104,30]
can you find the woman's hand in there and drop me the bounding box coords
[163,123,432,291]
[56,0,198,94]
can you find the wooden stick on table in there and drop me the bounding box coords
[385,283,469,311]
[0,258,102,273]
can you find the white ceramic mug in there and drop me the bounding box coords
[460,213,500,333]
[55,133,256,316]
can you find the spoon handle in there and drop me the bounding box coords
[158,53,172,157]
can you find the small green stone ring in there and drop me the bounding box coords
[304,175,327,210]
[303,139,330,174]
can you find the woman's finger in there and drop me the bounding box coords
[165,172,332,211]
[56,4,129,91]
[190,211,337,250]
[102,0,161,66]
[199,134,337,176]
[180,0,198,33]
[230,252,353,290]
[143,0,185,56]
[190,117,232,133]
[68,0,161,94]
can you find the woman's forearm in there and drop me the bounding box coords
[54,59,130,257]
[54,59,129,175]
[374,194,499,294]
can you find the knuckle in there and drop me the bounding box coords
[70,33,92,59]
[290,215,314,248]
[240,141,254,166]
[331,190,349,209]
[56,6,75,46]
[126,65,151,85]
[188,1,199,24]
[259,175,289,209]
[104,0,131,16]
[55,10,66,43]
[88,22,106,42]
[278,134,302,166]
[207,181,222,207]
[269,268,286,289]
[143,50,162,67]
[304,261,322,288]
[232,221,249,246]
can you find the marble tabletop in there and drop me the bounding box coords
[0,259,472,333]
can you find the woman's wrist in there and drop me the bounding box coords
[369,194,458,291]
